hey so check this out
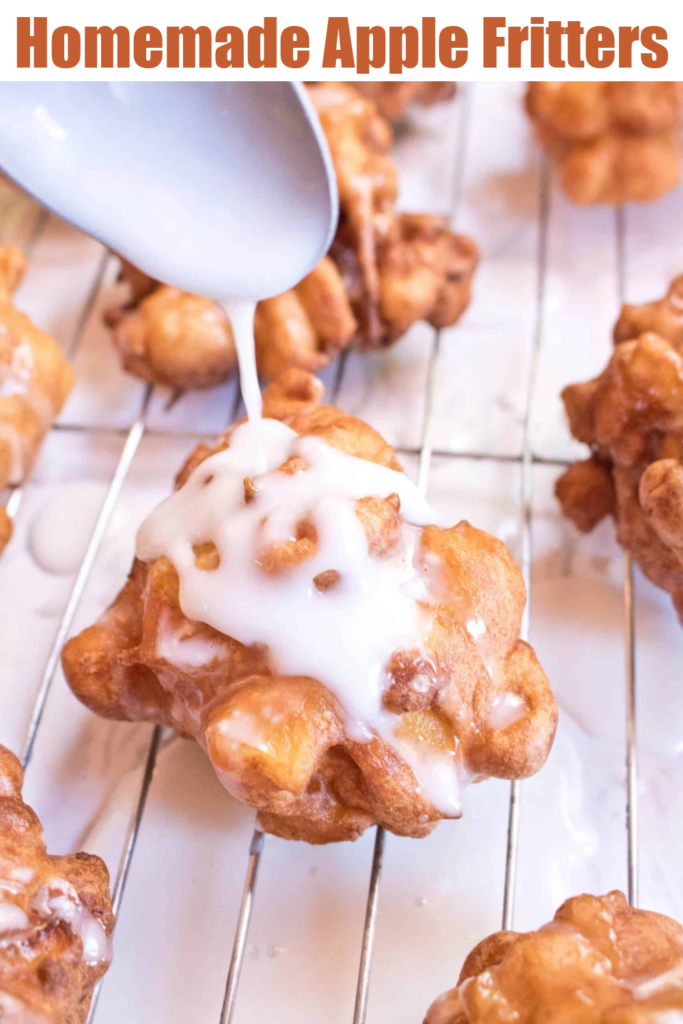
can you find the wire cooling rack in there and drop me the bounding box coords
[1,81,677,1023]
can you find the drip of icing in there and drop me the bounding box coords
[156,624,218,670]
[0,422,26,483]
[424,989,465,1024]
[0,339,55,484]
[632,961,683,1001]
[221,299,265,473]
[11,866,34,884]
[0,901,29,934]
[0,992,46,1023]
[466,613,502,688]
[0,340,34,398]
[30,481,112,575]
[135,419,472,814]
[488,692,528,731]
[33,882,112,966]
[0,339,54,425]
[0,864,34,895]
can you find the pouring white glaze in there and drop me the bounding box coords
[12,79,501,818]
[129,237,526,817]
[136,411,474,814]
[221,299,265,472]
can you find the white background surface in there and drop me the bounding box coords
[1,82,682,1023]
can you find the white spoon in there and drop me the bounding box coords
[0,81,338,300]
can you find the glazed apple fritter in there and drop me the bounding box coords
[0,246,72,494]
[108,82,477,390]
[0,745,114,1023]
[424,891,683,1024]
[527,82,683,204]
[556,276,683,621]
[307,82,477,349]
[63,369,555,845]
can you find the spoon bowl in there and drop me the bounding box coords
[0,81,338,300]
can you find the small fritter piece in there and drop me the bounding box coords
[526,82,683,204]
[555,458,616,534]
[0,745,114,1022]
[109,256,358,390]
[107,82,477,389]
[557,277,683,621]
[307,81,397,252]
[614,275,683,347]
[254,258,357,380]
[110,286,238,391]
[311,81,477,348]
[0,246,73,492]
[63,369,555,845]
[424,891,683,1024]
[352,82,456,122]
[333,212,478,347]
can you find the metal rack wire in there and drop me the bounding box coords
[2,83,640,1023]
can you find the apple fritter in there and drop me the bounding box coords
[526,82,683,204]
[0,246,73,494]
[63,369,555,845]
[107,256,356,390]
[556,277,683,621]
[424,891,683,1024]
[0,745,114,1023]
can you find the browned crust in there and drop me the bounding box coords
[0,745,114,1022]
[63,369,554,844]
[108,83,477,389]
[426,891,683,1023]
[526,82,683,204]
[557,279,683,621]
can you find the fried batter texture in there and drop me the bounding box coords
[108,83,477,390]
[0,247,73,495]
[106,256,356,389]
[424,891,683,1024]
[352,82,456,121]
[526,82,683,204]
[0,746,114,1023]
[63,369,555,845]
[556,277,683,621]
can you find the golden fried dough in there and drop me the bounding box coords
[557,278,683,620]
[0,246,73,496]
[0,745,114,1022]
[615,275,683,347]
[253,258,357,380]
[527,82,683,204]
[108,83,477,390]
[310,82,477,349]
[352,82,456,122]
[424,891,683,1024]
[63,369,555,845]
[111,286,238,390]
[109,257,357,391]
[333,211,478,348]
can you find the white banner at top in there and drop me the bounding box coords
[0,0,680,80]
